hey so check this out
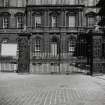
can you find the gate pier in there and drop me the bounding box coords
[17,32,31,73]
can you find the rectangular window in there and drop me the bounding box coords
[17,0,22,7]
[52,0,56,4]
[35,0,41,5]
[69,0,75,4]
[87,17,95,27]
[4,0,9,7]
[88,0,94,6]
[51,43,57,56]
[69,46,75,52]
[34,40,41,52]
[65,0,75,4]
[47,0,52,4]
[3,17,8,29]
[68,41,75,52]
[34,16,41,28]
[17,16,23,28]
[69,16,75,27]
[51,16,57,27]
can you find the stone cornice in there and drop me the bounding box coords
[26,5,85,11]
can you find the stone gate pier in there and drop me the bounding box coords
[17,32,31,73]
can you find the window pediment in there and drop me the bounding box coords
[0,12,11,16]
[49,10,60,16]
[14,12,24,17]
[66,11,77,16]
[85,12,97,17]
[32,10,43,16]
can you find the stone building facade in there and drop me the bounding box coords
[0,0,104,74]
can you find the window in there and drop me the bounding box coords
[52,0,56,4]
[17,0,22,7]
[51,16,57,27]
[3,17,9,29]
[87,17,95,27]
[35,0,41,5]
[34,16,41,28]
[68,37,76,53]
[16,16,23,28]
[69,0,75,5]
[88,0,94,6]
[34,39,41,52]
[51,43,57,56]
[51,37,58,56]
[68,16,75,27]
[68,39,75,52]
[3,0,9,7]
[64,0,75,5]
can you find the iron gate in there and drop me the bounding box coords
[30,32,92,74]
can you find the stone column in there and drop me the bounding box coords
[17,32,31,73]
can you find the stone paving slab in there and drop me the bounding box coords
[0,73,105,105]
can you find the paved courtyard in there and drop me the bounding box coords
[0,73,105,105]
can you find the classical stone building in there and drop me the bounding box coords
[0,0,104,74]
